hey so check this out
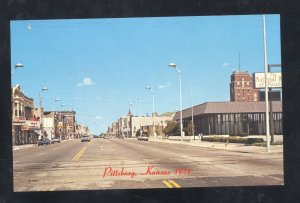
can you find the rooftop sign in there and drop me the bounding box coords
[253,72,282,88]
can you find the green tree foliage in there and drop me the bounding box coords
[163,121,179,136]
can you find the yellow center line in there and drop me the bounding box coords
[72,146,87,161]
[162,180,173,188]
[169,180,181,188]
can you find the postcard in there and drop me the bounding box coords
[11,14,283,192]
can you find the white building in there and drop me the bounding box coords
[112,110,175,138]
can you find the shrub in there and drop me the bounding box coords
[202,136,264,144]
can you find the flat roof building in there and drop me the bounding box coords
[173,101,282,136]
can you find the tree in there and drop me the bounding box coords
[186,121,195,136]
[163,121,179,136]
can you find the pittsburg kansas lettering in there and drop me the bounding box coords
[102,165,191,178]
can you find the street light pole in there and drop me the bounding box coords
[60,104,65,140]
[263,14,270,152]
[52,98,60,139]
[146,86,156,137]
[191,84,195,140]
[169,63,183,144]
[39,87,48,139]
[136,97,142,136]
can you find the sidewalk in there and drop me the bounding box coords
[12,139,70,151]
[149,137,283,154]
[13,144,36,151]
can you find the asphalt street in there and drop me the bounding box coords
[13,138,283,191]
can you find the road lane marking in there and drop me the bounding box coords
[162,180,181,188]
[162,180,173,188]
[72,146,87,161]
[169,180,181,188]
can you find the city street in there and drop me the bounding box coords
[13,138,283,191]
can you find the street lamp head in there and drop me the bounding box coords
[55,98,60,102]
[15,63,24,68]
[145,86,151,90]
[168,63,176,68]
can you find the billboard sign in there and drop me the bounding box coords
[26,120,40,130]
[253,72,282,88]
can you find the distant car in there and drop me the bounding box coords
[137,135,149,141]
[38,138,51,146]
[51,138,61,144]
[81,135,91,142]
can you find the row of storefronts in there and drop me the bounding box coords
[12,84,88,145]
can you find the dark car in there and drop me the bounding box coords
[137,135,149,141]
[38,138,51,146]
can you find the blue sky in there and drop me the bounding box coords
[10,14,281,134]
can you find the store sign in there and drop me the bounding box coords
[26,120,40,130]
[21,125,28,131]
[253,72,282,88]
[58,122,63,129]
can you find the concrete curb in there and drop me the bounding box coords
[148,138,283,154]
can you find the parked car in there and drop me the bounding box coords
[51,138,61,144]
[38,138,51,146]
[81,135,91,142]
[137,135,149,141]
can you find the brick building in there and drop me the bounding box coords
[230,70,260,102]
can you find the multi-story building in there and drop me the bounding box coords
[130,113,175,137]
[230,70,260,102]
[12,84,41,145]
[112,110,175,138]
[44,110,76,140]
[76,124,89,138]
[43,111,55,139]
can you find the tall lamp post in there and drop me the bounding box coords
[136,97,142,136]
[39,87,48,139]
[52,98,60,139]
[53,98,60,111]
[145,86,156,137]
[12,63,24,75]
[263,14,270,152]
[59,104,65,140]
[169,63,183,144]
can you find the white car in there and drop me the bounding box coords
[137,135,149,141]
[81,135,91,142]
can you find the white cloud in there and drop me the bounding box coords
[95,116,102,120]
[223,63,229,67]
[77,77,95,86]
[158,83,171,89]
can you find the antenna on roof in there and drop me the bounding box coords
[238,52,241,71]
